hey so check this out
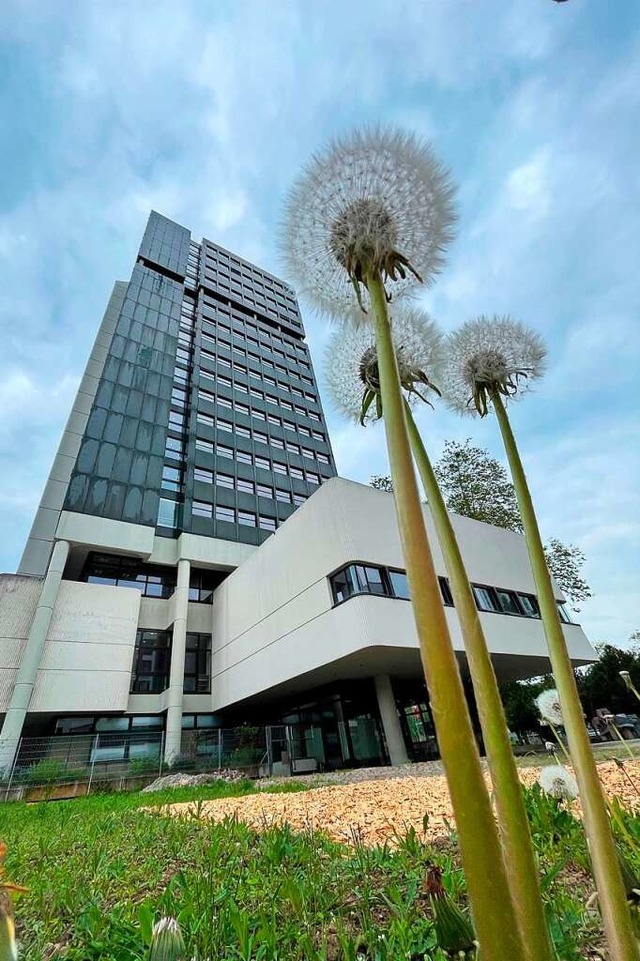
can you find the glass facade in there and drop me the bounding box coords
[63,211,337,545]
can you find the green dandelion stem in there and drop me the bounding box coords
[367,269,527,961]
[492,389,639,961]
[404,401,554,961]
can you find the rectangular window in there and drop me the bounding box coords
[473,586,499,613]
[236,450,252,465]
[283,420,295,432]
[235,382,248,394]
[169,410,185,428]
[281,400,293,411]
[216,473,234,489]
[161,466,181,492]
[557,602,573,624]
[271,437,285,450]
[192,501,213,518]
[266,394,278,406]
[306,472,320,485]
[388,569,410,600]
[309,412,320,422]
[198,389,215,405]
[254,431,268,445]
[236,425,250,438]
[238,510,256,527]
[215,397,232,410]
[236,401,250,415]
[217,356,231,368]
[495,589,522,616]
[131,630,172,694]
[252,409,266,421]
[183,633,212,694]
[255,455,270,470]
[273,462,287,475]
[217,419,233,433]
[330,566,357,604]
[197,412,215,428]
[267,414,280,425]
[237,478,254,494]
[293,493,306,506]
[165,437,183,460]
[216,505,235,523]
[156,499,177,528]
[218,374,232,388]
[518,593,540,617]
[275,489,291,503]
[215,444,233,458]
[194,468,213,484]
[301,448,314,460]
[286,441,300,454]
[317,453,330,465]
[290,466,303,479]
[257,484,272,498]
[259,516,277,532]
[196,438,214,453]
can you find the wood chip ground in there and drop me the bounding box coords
[156,758,640,847]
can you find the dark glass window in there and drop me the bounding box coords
[557,602,573,624]
[131,630,172,693]
[439,577,454,606]
[518,593,540,617]
[183,633,212,693]
[495,589,522,616]
[472,585,500,613]
[388,569,410,600]
[81,552,176,598]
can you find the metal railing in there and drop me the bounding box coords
[0,726,270,802]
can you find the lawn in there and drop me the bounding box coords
[2,774,637,960]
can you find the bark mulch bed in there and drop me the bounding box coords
[155,758,640,847]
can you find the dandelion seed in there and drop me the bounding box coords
[535,689,564,727]
[538,765,579,800]
[440,316,547,417]
[280,127,457,317]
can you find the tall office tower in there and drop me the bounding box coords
[20,211,337,579]
[0,211,594,777]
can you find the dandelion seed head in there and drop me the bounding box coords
[281,127,457,318]
[536,688,564,726]
[324,307,444,423]
[538,764,579,800]
[440,315,547,417]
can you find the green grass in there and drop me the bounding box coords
[2,777,638,960]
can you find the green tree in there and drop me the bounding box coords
[432,440,592,611]
[578,642,640,717]
[370,474,394,493]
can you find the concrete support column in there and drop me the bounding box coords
[374,674,409,766]
[0,539,70,772]
[164,558,190,765]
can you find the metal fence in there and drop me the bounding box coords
[0,726,270,802]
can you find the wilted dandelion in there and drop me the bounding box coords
[425,865,478,959]
[281,127,457,317]
[324,307,444,424]
[538,765,579,801]
[441,316,546,416]
[536,689,564,727]
[149,917,186,961]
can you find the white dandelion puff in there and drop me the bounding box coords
[536,689,564,727]
[440,316,547,417]
[324,307,444,424]
[538,765,579,800]
[280,127,457,318]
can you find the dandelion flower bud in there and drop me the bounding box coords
[149,917,186,961]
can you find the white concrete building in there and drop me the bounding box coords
[0,213,595,775]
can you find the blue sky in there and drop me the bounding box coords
[0,0,638,645]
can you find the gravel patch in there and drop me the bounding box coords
[142,769,244,792]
